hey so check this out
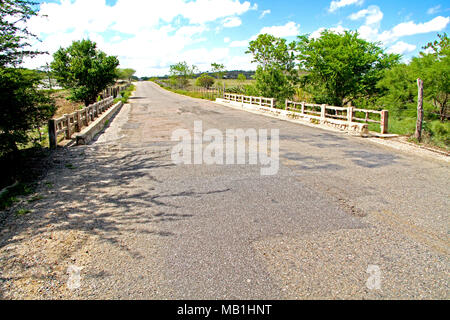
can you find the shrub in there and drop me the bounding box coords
[195,74,215,89]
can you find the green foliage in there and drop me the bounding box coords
[376,33,449,148]
[297,30,400,106]
[16,208,31,216]
[195,73,215,88]
[211,63,225,80]
[425,120,450,148]
[0,68,56,155]
[0,0,42,67]
[169,61,197,88]
[377,64,417,117]
[237,73,246,84]
[0,182,34,210]
[118,84,135,104]
[417,33,449,121]
[116,68,136,81]
[254,66,295,103]
[51,39,120,106]
[247,34,298,102]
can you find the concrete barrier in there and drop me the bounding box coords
[216,98,369,137]
[75,101,123,145]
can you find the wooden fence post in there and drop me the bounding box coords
[301,102,305,115]
[48,119,57,149]
[415,78,424,141]
[381,110,389,134]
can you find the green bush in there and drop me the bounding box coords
[425,121,450,149]
[195,74,215,89]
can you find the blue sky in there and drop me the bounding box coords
[25,0,449,76]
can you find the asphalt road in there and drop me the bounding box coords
[5,81,447,299]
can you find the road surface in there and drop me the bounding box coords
[1,81,448,299]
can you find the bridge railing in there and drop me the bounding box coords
[48,96,115,148]
[285,100,389,134]
[101,83,131,99]
[223,93,275,109]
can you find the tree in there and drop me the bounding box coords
[236,73,246,89]
[195,73,215,89]
[117,68,136,82]
[377,33,449,122]
[0,68,55,154]
[51,39,119,106]
[211,63,225,80]
[377,64,417,117]
[0,0,42,67]
[247,33,297,102]
[418,33,449,121]
[0,0,56,156]
[297,30,399,106]
[169,61,197,88]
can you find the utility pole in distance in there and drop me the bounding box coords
[415,78,424,141]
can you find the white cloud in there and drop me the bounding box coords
[349,5,383,26]
[258,21,300,38]
[223,16,242,28]
[427,5,441,15]
[224,37,231,43]
[181,0,254,24]
[229,40,249,47]
[378,16,450,43]
[329,0,364,13]
[386,41,417,55]
[23,0,257,76]
[259,9,271,19]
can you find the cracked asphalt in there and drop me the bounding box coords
[1,81,448,299]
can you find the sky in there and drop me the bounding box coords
[23,0,450,77]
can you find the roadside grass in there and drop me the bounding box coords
[15,208,31,216]
[155,82,220,101]
[0,182,35,211]
[65,163,76,170]
[44,182,54,189]
[114,84,136,104]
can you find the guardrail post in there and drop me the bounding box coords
[285,99,288,110]
[259,97,262,107]
[381,110,389,134]
[48,119,57,149]
[347,106,353,124]
[321,104,326,121]
[301,102,305,115]
[85,107,89,126]
[64,114,71,139]
[75,111,81,132]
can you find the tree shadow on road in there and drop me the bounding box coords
[0,143,229,298]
